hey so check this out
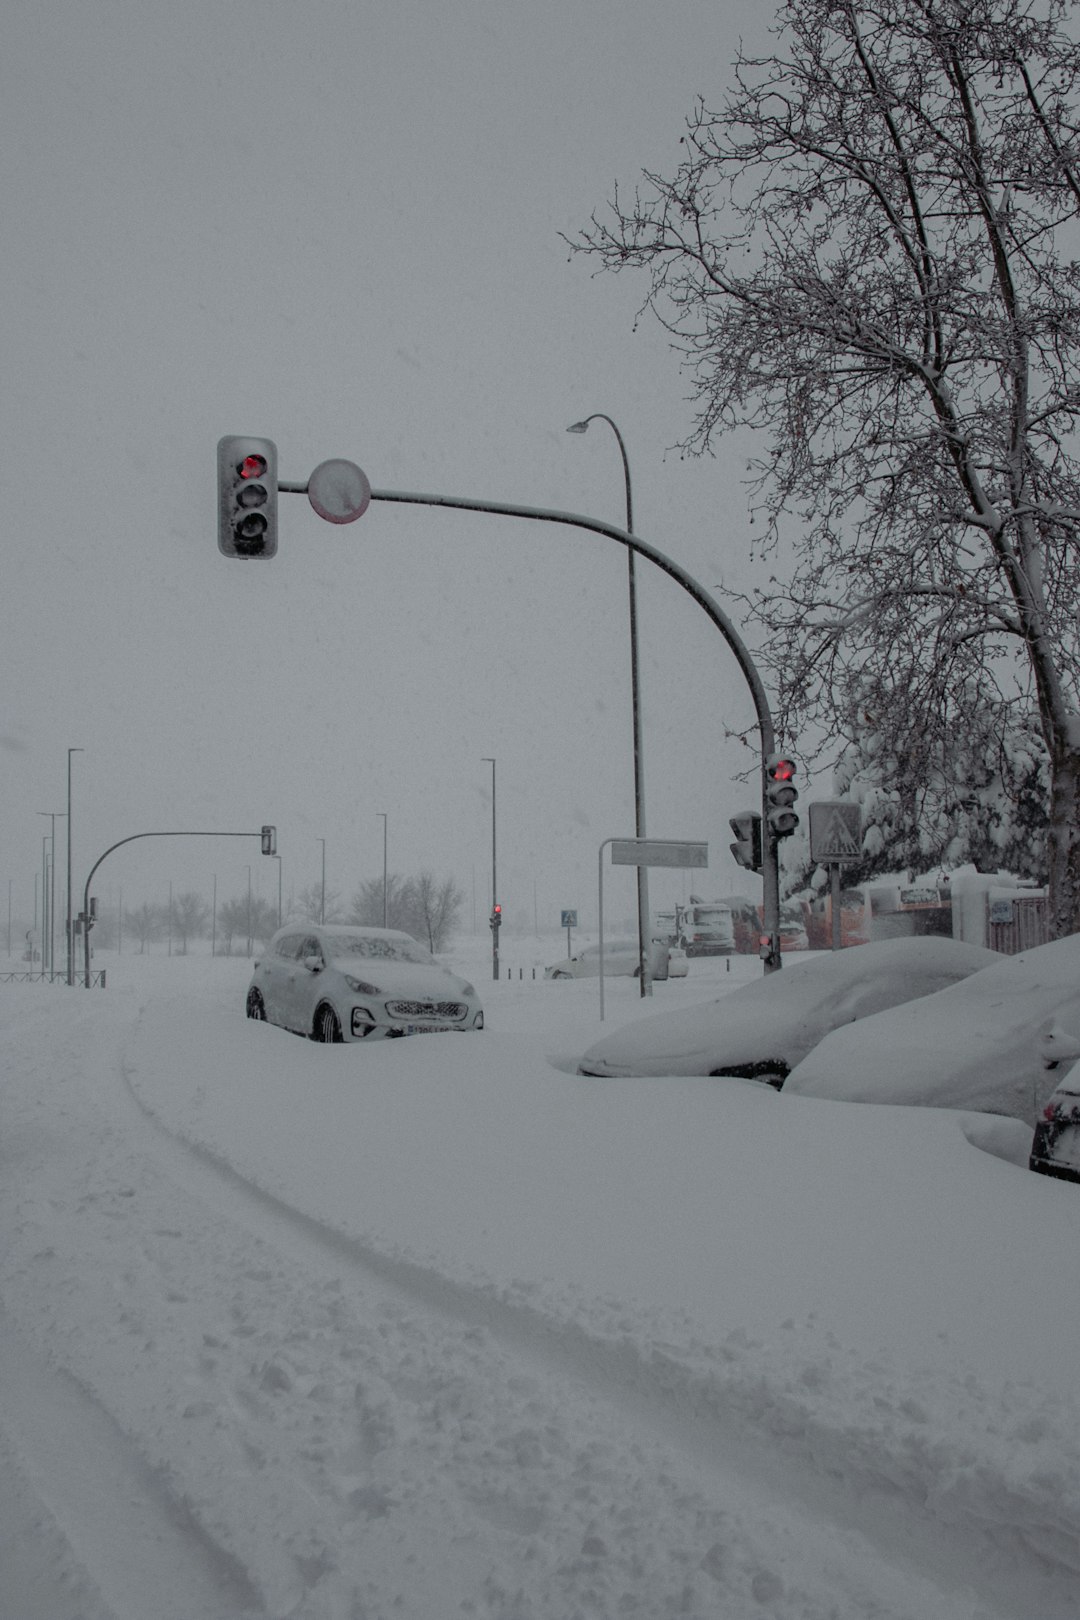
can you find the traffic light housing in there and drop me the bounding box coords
[729,810,763,872]
[261,825,277,855]
[218,436,278,558]
[490,903,502,932]
[765,755,799,838]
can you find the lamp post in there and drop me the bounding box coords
[37,813,65,973]
[567,415,651,996]
[317,839,326,923]
[376,814,388,927]
[272,854,283,928]
[66,748,83,985]
[481,757,499,980]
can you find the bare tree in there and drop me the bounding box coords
[349,873,412,931]
[125,900,161,954]
[574,0,1080,933]
[411,871,465,953]
[170,890,209,954]
[292,883,344,925]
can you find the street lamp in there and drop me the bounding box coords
[567,415,651,995]
[376,814,388,927]
[66,748,83,985]
[317,838,326,924]
[38,811,67,976]
[481,758,499,981]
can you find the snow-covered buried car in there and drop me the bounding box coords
[1030,1062,1080,1184]
[784,932,1080,1122]
[246,924,484,1043]
[577,937,997,1082]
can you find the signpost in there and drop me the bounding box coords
[808,802,863,950]
[560,908,578,959]
[598,837,708,1018]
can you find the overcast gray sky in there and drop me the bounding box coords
[3,0,777,937]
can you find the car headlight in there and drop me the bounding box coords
[343,975,381,994]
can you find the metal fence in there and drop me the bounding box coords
[986,894,1050,955]
[0,970,107,987]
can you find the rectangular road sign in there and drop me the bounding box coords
[808,801,862,863]
[560,910,578,928]
[610,838,708,869]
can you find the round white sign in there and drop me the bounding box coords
[307,459,372,524]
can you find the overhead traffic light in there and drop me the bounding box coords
[218,436,278,558]
[729,810,763,872]
[765,755,799,838]
[261,825,277,855]
[490,903,502,931]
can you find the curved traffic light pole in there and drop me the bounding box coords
[334,485,784,971]
[81,830,271,985]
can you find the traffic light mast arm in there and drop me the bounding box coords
[81,829,274,987]
[274,477,784,968]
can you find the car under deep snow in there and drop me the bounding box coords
[246,924,484,1042]
[577,936,998,1082]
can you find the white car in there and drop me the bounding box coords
[246,924,484,1043]
[666,945,690,977]
[546,938,670,981]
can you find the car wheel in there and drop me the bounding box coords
[551,970,571,980]
[246,987,267,1021]
[313,1003,343,1043]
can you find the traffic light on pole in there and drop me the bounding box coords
[729,810,763,872]
[765,755,799,838]
[218,436,278,558]
[490,903,502,932]
[261,825,277,855]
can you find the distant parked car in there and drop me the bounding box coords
[1030,1064,1080,1184]
[546,938,670,981]
[667,946,690,978]
[246,924,484,1043]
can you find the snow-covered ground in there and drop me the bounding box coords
[1,940,1079,1620]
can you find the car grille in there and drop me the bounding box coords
[386,999,467,1021]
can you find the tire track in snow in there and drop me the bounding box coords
[111,1022,1080,1620]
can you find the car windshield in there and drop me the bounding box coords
[325,934,434,965]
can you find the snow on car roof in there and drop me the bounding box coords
[785,931,1080,1119]
[578,936,998,1080]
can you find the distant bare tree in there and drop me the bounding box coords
[349,873,411,931]
[293,883,345,924]
[170,890,209,954]
[126,900,162,954]
[411,871,465,953]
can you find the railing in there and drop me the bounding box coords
[0,969,106,987]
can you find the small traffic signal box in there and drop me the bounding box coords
[218,436,278,558]
[765,755,799,838]
[261,825,277,855]
[729,810,763,872]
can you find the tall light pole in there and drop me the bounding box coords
[376,814,388,927]
[38,811,66,976]
[272,854,283,928]
[66,748,83,985]
[481,757,499,980]
[317,838,326,923]
[567,415,651,995]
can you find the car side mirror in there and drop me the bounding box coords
[304,954,323,973]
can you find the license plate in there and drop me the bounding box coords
[406,1024,455,1035]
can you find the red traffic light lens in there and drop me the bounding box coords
[770,758,795,781]
[238,454,267,480]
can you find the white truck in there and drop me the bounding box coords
[675,896,736,957]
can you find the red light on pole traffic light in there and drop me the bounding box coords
[239,454,267,480]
